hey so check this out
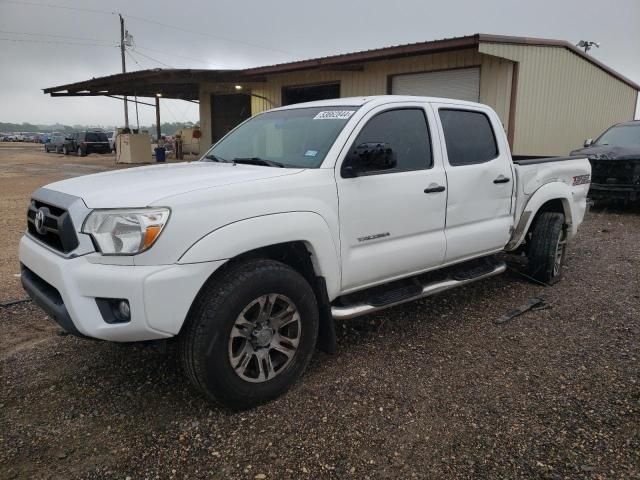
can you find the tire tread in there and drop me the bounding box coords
[527,212,565,284]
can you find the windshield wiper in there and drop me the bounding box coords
[232,157,285,168]
[203,153,229,163]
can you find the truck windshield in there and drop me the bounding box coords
[595,124,640,147]
[201,107,358,168]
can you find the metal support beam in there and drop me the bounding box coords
[106,95,156,107]
[155,96,161,142]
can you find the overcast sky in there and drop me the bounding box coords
[1,0,638,128]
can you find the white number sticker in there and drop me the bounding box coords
[313,110,355,120]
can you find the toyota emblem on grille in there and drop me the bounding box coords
[34,208,47,235]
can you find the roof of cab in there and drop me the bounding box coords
[272,95,488,111]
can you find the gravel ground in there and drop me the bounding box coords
[1,145,639,479]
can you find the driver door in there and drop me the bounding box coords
[336,104,447,292]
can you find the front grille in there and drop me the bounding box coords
[27,199,79,253]
[590,159,640,185]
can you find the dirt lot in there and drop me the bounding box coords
[1,144,639,479]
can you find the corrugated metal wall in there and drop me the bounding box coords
[480,43,637,156]
[249,49,514,132]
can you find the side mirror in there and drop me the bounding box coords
[584,138,593,148]
[342,142,397,178]
[65,137,73,141]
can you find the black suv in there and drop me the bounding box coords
[63,131,110,156]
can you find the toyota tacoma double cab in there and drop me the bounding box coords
[20,96,591,409]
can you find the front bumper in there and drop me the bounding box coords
[19,235,224,342]
[589,183,640,201]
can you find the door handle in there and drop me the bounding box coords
[424,185,446,194]
[493,175,511,184]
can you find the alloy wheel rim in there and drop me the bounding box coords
[553,229,567,277]
[228,294,301,383]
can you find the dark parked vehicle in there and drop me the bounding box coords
[571,120,640,203]
[44,134,66,153]
[63,131,111,156]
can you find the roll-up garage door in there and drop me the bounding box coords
[391,67,480,102]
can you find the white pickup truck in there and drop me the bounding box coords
[20,96,591,409]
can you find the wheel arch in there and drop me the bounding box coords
[506,182,574,251]
[177,213,341,352]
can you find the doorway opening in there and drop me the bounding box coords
[211,94,251,143]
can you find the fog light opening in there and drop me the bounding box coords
[96,298,131,324]
[117,300,131,321]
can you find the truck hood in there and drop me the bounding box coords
[45,161,303,208]
[569,145,640,160]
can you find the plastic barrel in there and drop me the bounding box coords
[154,147,166,162]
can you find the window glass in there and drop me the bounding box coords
[595,124,640,147]
[439,109,498,166]
[204,107,356,168]
[351,108,432,174]
[86,132,108,142]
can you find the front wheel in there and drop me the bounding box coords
[527,212,567,284]
[179,259,319,410]
[77,146,85,157]
[63,145,69,155]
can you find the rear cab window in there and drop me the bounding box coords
[439,109,498,166]
[86,132,108,142]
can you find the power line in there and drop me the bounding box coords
[125,49,144,70]
[0,29,112,43]
[1,0,297,58]
[134,45,234,69]
[131,48,174,69]
[0,37,116,47]
[0,0,115,15]
[123,13,296,57]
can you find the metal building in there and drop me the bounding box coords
[45,34,639,157]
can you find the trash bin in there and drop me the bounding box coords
[154,147,166,162]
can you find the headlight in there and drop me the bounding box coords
[82,208,170,255]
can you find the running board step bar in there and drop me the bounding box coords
[331,262,507,320]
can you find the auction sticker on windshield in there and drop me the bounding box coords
[313,110,355,120]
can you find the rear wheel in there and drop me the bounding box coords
[527,212,567,284]
[77,146,85,157]
[63,145,69,155]
[179,259,319,410]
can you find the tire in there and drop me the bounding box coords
[63,145,69,155]
[179,259,319,410]
[527,212,567,285]
[77,146,85,157]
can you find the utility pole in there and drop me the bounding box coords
[119,13,129,129]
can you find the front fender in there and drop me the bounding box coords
[178,212,342,299]
[506,181,581,250]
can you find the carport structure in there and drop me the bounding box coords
[45,33,639,156]
[43,68,265,141]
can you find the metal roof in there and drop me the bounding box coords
[43,33,639,99]
[43,69,264,100]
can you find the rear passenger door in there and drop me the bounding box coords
[434,105,514,262]
[336,103,447,292]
